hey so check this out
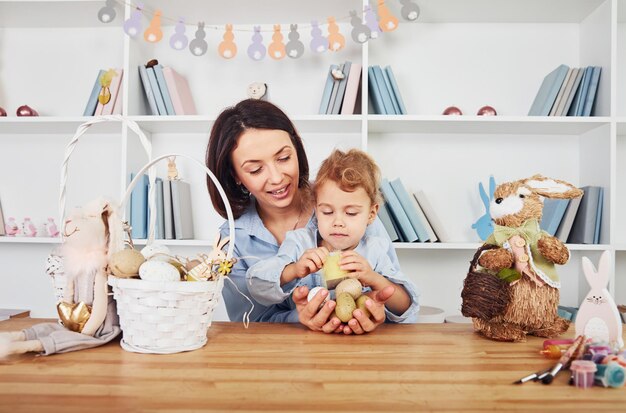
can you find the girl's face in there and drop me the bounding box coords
[231,128,300,212]
[315,180,378,251]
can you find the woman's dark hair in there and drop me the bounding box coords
[206,99,310,219]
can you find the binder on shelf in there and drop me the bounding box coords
[568,186,602,244]
[153,64,175,116]
[389,178,429,242]
[559,67,583,116]
[548,67,573,116]
[573,66,594,116]
[330,61,351,115]
[378,202,399,242]
[163,178,175,240]
[413,190,449,242]
[528,64,569,116]
[155,178,165,239]
[555,196,582,242]
[340,63,362,114]
[83,69,105,116]
[319,64,338,114]
[327,63,344,114]
[367,66,385,114]
[146,66,167,115]
[170,179,194,240]
[162,66,197,115]
[381,66,400,115]
[582,66,602,116]
[372,65,396,114]
[593,187,604,244]
[129,173,149,239]
[138,65,159,115]
[380,178,418,242]
[539,198,569,236]
[384,66,407,115]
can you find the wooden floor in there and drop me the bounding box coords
[1,318,625,412]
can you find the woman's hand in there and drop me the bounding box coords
[292,286,342,333]
[341,285,395,335]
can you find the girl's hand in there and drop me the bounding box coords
[293,247,329,278]
[340,285,395,335]
[292,285,343,333]
[339,250,381,288]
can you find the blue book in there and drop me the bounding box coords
[567,67,589,116]
[330,61,351,115]
[155,178,164,239]
[380,179,418,242]
[147,67,167,115]
[569,186,601,244]
[384,66,407,114]
[389,178,429,242]
[378,202,399,242]
[327,63,344,114]
[594,187,603,244]
[381,67,400,115]
[582,66,602,116]
[372,65,396,114]
[153,64,175,115]
[575,66,594,116]
[539,198,569,236]
[528,64,569,116]
[319,64,338,114]
[83,69,105,116]
[138,65,159,115]
[367,66,385,114]
[130,173,149,239]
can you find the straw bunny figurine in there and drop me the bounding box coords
[463,175,583,342]
[0,199,124,357]
[576,251,624,347]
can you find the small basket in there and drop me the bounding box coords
[461,244,512,320]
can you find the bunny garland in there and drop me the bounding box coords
[576,251,624,347]
[462,175,583,342]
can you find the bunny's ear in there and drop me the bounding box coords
[582,255,597,287]
[478,182,490,207]
[597,250,611,288]
[489,175,496,199]
[102,200,124,258]
[522,174,583,199]
[217,236,230,250]
[212,233,221,248]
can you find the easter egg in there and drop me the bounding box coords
[139,260,180,282]
[322,252,348,289]
[109,248,145,278]
[335,278,363,300]
[335,292,357,323]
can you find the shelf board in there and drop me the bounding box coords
[0,236,61,244]
[131,115,363,135]
[367,115,610,135]
[393,241,611,252]
[0,0,121,28]
[0,117,123,134]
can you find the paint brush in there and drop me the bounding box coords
[541,335,586,384]
[513,367,551,384]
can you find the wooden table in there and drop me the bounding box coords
[1,319,624,412]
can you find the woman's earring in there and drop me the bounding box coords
[239,184,250,196]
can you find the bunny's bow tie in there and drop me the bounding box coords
[493,219,541,245]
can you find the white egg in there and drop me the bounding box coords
[307,286,329,303]
[139,260,180,282]
[141,244,171,261]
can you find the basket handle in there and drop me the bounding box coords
[120,153,236,260]
[59,115,156,240]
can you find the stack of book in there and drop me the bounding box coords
[378,178,449,243]
[138,62,197,116]
[318,61,362,115]
[539,186,603,244]
[129,173,194,240]
[528,64,602,116]
[368,65,406,115]
[83,68,124,116]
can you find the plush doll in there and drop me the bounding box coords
[0,198,124,357]
[462,175,583,342]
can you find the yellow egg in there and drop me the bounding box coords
[322,252,348,289]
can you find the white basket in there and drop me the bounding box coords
[108,276,224,354]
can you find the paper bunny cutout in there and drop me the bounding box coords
[575,251,623,347]
[471,175,496,240]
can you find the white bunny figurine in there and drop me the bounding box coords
[575,250,623,347]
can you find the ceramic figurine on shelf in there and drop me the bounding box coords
[443,106,462,115]
[247,82,268,101]
[4,217,19,236]
[16,105,38,116]
[0,106,6,116]
[477,105,497,116]
[22,217,37,237]
[45,217,60,237]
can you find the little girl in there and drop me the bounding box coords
[247,149,419,325]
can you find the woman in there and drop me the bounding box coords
[206,99,416,334]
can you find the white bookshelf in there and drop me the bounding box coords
[0,0,624,320]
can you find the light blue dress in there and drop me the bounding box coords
[247,226,420,323]
[219,202,419,323]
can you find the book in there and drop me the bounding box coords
[331,61,351,115]
[528,64,569,116]
[549,67,573,116]
[380,178,418,242]
[582,66,602,116]
[0,196,5,236]
[559,67,583,116]
[413,190,450,242]
[372,65,396,114]
[100,68,123,116]
[567,66,590,116]
[384,66,407,114]
[83,69,105,116]
[327,63,344,114]
[340,63,362,114]
[594,187,604,244]
[539,198,569,236]
[153,64,175,115]
[568,186,602,244]
[138,65,159,115]
[163,179,175,240]
[367,66,385,114]
[555,195,582,242]
[319,64,338,114]
[129,173,149,239]
[574,66,594,116]
[155,178,164,239]
[162,66,197,115]
[170,179,194,240]
[378,202,399,242]
[389,178,429,242]
[381,66,400,115]
[112,82,123,115]
[147,66,167,115]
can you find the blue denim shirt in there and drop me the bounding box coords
[219,202,418,323]
[247,226,420,323]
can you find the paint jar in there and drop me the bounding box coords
[570,360,597,389]
[594,363,626,388]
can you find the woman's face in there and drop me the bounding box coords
[231,128,300,211]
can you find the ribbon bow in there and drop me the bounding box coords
[493,219,541,246]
